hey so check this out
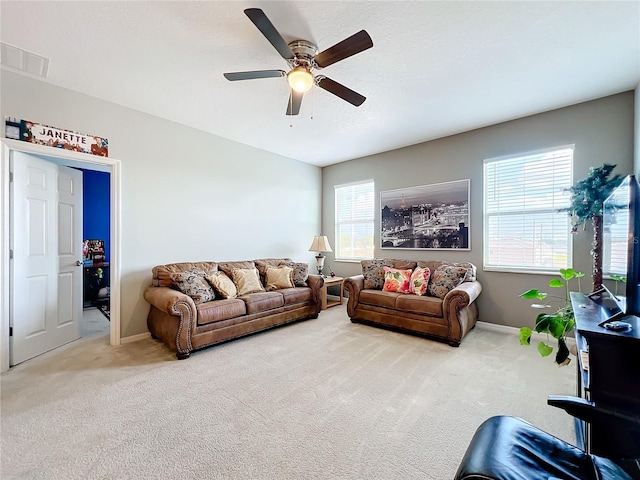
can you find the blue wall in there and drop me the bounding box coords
[82,169,110,263]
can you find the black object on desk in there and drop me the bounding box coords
[557,292,640,459]
[83,262,110,308]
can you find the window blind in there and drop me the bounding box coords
[483,147,573,273]
[335,181,375,261]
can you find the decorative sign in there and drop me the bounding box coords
[4,116,108,157]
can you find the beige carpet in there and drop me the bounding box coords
[1,305,575,479]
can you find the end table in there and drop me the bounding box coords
[321,276,344,310]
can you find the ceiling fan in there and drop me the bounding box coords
[223,8,373,116]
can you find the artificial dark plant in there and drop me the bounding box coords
[563,163,623,292]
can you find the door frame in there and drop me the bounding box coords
[1,138,122,372]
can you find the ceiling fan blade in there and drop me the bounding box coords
[286,90,303,116]
[223,70,286,81]
[244,8,294,60]
[317,77,366,107]
[313,30,373,68]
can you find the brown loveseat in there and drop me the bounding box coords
[144,258,323,359]
[344,259,482,346]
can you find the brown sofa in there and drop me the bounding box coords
[144,258,323,359]
[344,259,482,346]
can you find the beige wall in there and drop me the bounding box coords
[1,71,322,338]
[2,68,635,340]
[322,92,636,328]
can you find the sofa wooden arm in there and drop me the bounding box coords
[144,286,196,317]
[144,286,197,358]
[443,280,483,344]
[305,274,325,314]
[443,281,482,308]
[344,275,364,317]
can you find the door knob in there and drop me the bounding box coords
[76,260,83,266]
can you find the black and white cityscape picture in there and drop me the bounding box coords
[381,179,470,250]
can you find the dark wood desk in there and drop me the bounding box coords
[83,262,110,307]
[570,291,640,457]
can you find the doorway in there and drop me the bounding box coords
[1,138,122,372]
[80,169,111,336]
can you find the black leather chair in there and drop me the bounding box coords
[455,415,640,480]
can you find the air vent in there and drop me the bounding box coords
[0,42,49,78]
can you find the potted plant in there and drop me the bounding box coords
[519,268,584,365]
[563,163,622,292]
[518,164,624,365]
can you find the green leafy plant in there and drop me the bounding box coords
[519,268,584,366]
[610,274,627,295]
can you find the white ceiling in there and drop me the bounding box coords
[1,1,639,167]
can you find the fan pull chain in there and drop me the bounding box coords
[289,92,294,128]
[310,86,314,120]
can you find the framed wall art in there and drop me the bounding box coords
[381,179,470,250]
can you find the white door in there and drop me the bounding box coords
[10,151,83,365]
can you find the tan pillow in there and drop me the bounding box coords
[265,266,294,291]
[205,272,237,299]
[231,268,265,296]
[255,258,290,286]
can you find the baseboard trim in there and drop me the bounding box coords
[476,320,519,335]
[120,332,151,344]
[476,320,575,346]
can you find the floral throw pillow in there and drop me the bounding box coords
[170,268,216,304]
[280,261,309,287]
[382,266,412,294]
[362,259,386,290]
[428,265,468,299]
[410,266,431,296]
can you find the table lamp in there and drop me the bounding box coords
[309,235,332,277]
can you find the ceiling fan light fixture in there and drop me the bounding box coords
[287,66,314,93]
[223,9,372,115]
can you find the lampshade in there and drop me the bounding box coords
[287,66,314,93]
[309,235,332,253]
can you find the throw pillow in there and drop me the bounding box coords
[254,259,287,286]
[410,266,431,296]
[428,265,468,299]
[382,266,412,294]
[449,262,476,282]
[231,268,265,296]
[361,259,386,290]
[265,266,294,291]
[205,271,237,299]
[170,268,216,304]
[280,261,309,287]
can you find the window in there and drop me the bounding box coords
[335,181,375,261]
[483,146,573,273]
